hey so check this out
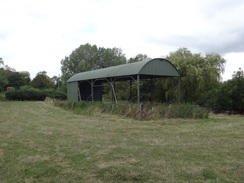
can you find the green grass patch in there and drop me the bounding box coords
[0,101,243,182]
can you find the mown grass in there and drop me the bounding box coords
[0,101,243,182]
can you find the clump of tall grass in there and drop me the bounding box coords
[157,103,209,119]
[53,100,208,119]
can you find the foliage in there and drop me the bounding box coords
[200,68,244,114]
[0,59,30,91]
[31,71,55,89]
[51,75,62,90]
[6,71,30,88]
[5,86,66,101]
[42,89,67,100]
[127,54,149,63]
[0,68,8,92]
[164,48,226,102]
[61,43,127,76]
[5,87,46,101]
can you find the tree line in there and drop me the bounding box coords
[1,43,243,114]
[0,60,58,92]
[0,58,65,100]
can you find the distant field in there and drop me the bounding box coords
[0,101,243,183]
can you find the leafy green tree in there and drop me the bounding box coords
[0,68,8,92]
[7,72,28,88]
[19,71,31,85]
[128,54,149,63]
[0,58,3,67]
[31,71,55,89]
[229,68,244,113]
[198,68,243,114]
[51,75,62,91]
[61,43,127,76]
[164,48,226,102]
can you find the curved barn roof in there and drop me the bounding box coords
[67,58,180,83]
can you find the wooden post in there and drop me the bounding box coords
[140,103,144,120]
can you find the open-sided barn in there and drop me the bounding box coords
[67,58,180,103]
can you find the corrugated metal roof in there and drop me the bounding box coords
[67,58,180,82]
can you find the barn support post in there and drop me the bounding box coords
[129,80,132,100]
[178,76,181,103]
[150,78,153,102]
[111,81,117,103]
[106,79,117,103]
[91,80,94,102]
[137,75,140,104]
[140,103,144,120]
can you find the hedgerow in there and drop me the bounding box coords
[5,87,66,101]
[6,88,46,101]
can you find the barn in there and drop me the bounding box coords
[67,58,180,103]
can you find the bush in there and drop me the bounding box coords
[6,88,46,101]
[43,89,67,100]
[5,87,67,101]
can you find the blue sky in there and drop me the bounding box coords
[0,0,244,80]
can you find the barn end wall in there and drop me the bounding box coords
[67,82,78,102]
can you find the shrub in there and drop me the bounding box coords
[43,89,67,100]
[6,88,46,101]
[5,87,67,101]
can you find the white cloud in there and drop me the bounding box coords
[223,52,244,81]
[0,0,244,79]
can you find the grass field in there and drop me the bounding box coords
[0,101,243,183]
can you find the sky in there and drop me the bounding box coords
[1,0,244,80]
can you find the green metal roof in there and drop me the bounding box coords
[67,58,180,83]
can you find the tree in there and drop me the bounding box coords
[95,47,127,69]
[19,71,31,85]
[51,75,62,90]
[31,71,55,89]
[0,68,8,92]
[7,72,28,88]
[164,48,226,102]
[200,68,244,114]
[128,54,149,63]
[0,58,3,67]
[229,68,244,113]
[61,43,127,76]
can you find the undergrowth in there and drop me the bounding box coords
[53,100,209,119]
